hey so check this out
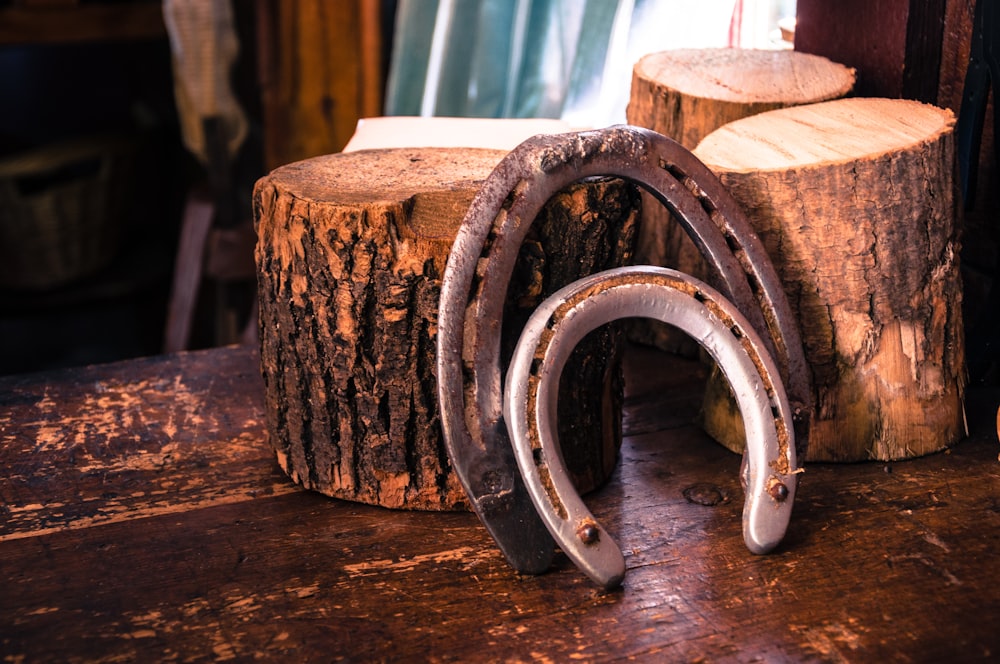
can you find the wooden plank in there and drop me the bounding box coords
[0,346,294,541]
[902,0,947,103]
[795,0,950,103]
[938,0,1000,331]
[795,0,910,97]
[162,192,214,354]
[255,0,383,170]
[1,346,1000,660]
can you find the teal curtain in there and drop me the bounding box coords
[384,0,747,125]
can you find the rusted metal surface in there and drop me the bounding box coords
[504,266,798,588]
[436,125,811,574]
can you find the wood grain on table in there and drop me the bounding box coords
[2,345,999,662]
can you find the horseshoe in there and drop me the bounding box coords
[436,125,811,574]
[504,266,798,589]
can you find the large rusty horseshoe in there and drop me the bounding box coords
[504,266,798,589]
[437,125,811,574]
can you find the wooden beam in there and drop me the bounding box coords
[795,0,910,97]
[903,0,947,103]
[255,0,384,170]
[796,0,950,104]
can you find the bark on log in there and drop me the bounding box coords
[253,148,639,509]
[627,48,856,350]
[693,98,965,461]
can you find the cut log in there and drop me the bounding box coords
[693,97,965,461]
[253,148,639,509]
[628,48,856,150]
[627,49,856,350]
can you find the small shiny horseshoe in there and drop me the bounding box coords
[504,266,798,589]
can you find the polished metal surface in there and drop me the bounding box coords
[504,266,798,588]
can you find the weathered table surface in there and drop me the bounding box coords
[2,344,999,662]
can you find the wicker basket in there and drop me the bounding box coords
[0,135,135,290]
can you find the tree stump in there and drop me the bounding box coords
[627,49,856,350]
[693,98,965,461]
[253,148,639,509]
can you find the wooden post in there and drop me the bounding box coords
[694,98,965,461]
[626,48,855,349]
[794,0,945,103]
[255,0,384,168]
[253,148,639,509]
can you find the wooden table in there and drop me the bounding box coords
[2,345,999,661]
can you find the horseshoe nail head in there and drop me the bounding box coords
[577,521,600,545]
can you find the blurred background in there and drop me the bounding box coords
[0,0,990,378]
